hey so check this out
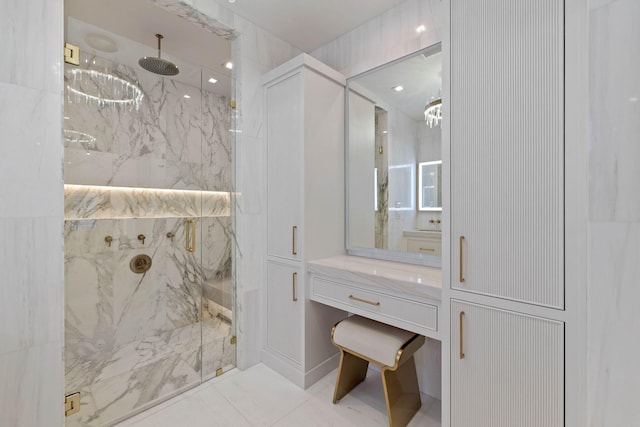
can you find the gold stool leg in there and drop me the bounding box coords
[382,356,421,427]
[333,350,369,403]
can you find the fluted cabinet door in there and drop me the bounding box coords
[450,0,564,308]
[451,300,564,427]
[266,73,303,261]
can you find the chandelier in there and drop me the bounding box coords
[424,98,442,128]
[66,67,144,109]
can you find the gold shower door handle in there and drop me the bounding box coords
[292,226,298,255]
[185,218,196,252]
[292,272,298,302]
[459,235,465,283]
[459,311,465,359]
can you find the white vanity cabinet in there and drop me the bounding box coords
[448,0,566,424]
[262,54,347,387]
[450,301,564,426]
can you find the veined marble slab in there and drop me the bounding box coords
[307,255,441,301]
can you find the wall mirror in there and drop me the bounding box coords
[346,43,442,266]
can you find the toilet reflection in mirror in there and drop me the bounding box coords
[346,43,442,265]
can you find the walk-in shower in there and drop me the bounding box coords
[63,0,236,425]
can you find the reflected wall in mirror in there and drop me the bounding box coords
[346,43,442,265]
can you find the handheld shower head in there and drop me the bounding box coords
[138,34,179,76]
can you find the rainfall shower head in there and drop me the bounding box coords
[138,34,179,76]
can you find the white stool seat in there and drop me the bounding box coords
[332,315,416,367]
[331,315,426,427]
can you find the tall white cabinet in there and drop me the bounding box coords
[449,0,566,425]
[262,54,347,388]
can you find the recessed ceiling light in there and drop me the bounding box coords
[224,61,233,70]
[85,33,118,53]
[416,25,426,33]
[183,94,191,99]
[229,0,236,3]
[208,77,218,84]
[382,130,388,134]
[392,85,404,92]
[630,97,638,102]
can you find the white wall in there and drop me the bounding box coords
[0,1,64,426]
[588,0,640,424]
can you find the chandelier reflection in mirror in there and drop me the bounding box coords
[66,66,144,110]
[424,98,442,128]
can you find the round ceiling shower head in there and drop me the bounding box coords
[138,34,179,76]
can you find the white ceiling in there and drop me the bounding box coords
[211,0,409,52]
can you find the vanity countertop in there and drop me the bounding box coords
[307,255,441,301]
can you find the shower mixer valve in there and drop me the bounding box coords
[138,234,146,244]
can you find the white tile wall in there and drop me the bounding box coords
[588,0,640,424]
[0,1,64,426]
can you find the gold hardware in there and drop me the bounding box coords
[292,225,297,255]
[64,42,80,66]
[292,272,298,302]
[130,254,152,274]
[166,232,175,242]
[229,100,237,109]
[419,247,435,252]
[348,295,380,306]
[459,235,465,283]
[185,219,196,252]
[378,145,384,154]
[216,368,224,377]
[65,392,81,417]
[230,335,237,344]
[104,236,113,247]
[459,311,465,359]
[137,234,146,244]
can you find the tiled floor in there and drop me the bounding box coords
[115,363,441,427]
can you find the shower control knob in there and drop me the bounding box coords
[138,234,146,245]
[105,236,113,247]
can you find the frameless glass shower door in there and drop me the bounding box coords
[63,2,235,425]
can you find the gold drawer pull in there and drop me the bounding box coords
[292,272,298,302]
[459,310,465,359]
[419,247,435,252]
[459,235,465,283]
[292,225,298,255]
[348,295,380,306]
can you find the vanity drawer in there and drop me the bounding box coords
[406,238,442,255]
[311,277,437,334]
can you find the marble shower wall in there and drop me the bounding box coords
[63,49,234,425]
[588,0,640,424]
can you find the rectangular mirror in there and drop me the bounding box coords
[418,160,442,211]
[346,43,442,266]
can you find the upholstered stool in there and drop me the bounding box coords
[331,316,425,427]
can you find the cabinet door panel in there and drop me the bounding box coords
[450,0,564,308]
[266,73,303,260]
[266,262,302,364]
[451,300,564,427]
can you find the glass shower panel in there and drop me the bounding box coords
[63,12,234,426]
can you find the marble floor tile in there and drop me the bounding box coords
[115,363,441,427]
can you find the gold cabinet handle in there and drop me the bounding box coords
[292,272,298,302]
[419,247,435,252]
[459,311,465,359]
[292,225,298,255]
[185,218,196,252]
[348,295,380,306]
[459,235,465,283]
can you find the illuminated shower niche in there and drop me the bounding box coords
[63,34,234,425]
